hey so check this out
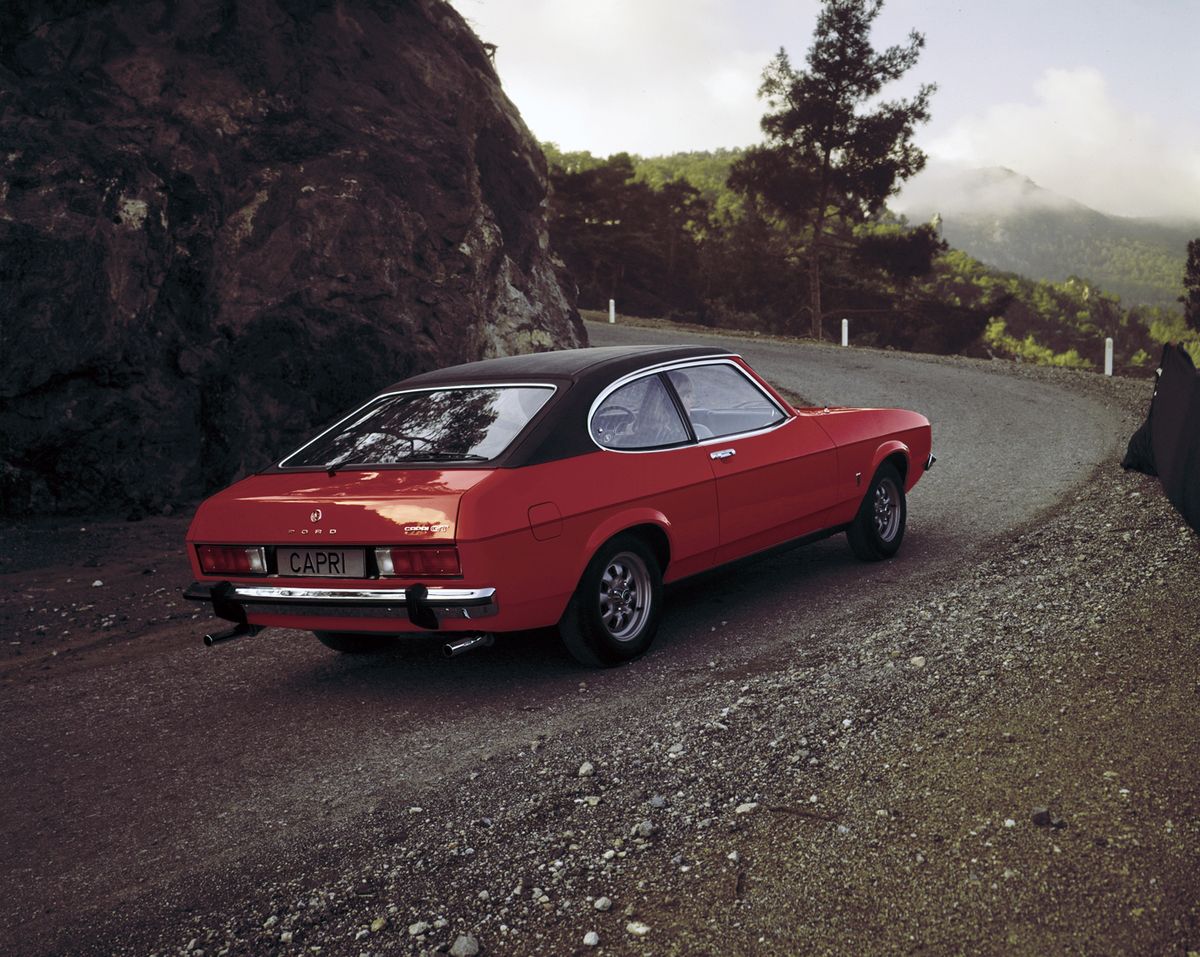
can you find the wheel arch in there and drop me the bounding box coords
[582,511,673,576]
[870,441,910,487]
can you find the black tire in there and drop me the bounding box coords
[559,533,663,667]
[313,631,397,654]
[847,462,907,561]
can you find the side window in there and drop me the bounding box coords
[667,365,785,439]
[591,375,689,450]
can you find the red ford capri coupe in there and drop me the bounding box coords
[185,345,933,666]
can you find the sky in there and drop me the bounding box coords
[448,0,1200,221]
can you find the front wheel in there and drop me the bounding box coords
[313,631,397,654]
[559,534,663,667]
[847,462,907,561]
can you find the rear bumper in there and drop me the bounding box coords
[183,580,499,629]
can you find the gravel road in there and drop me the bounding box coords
[1,321,1195,956]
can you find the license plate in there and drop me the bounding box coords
[279,547,365,578]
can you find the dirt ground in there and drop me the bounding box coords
[1,337,1197,956]
[1,514,202,684]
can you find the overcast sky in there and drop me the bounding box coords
[449,0,1200,221]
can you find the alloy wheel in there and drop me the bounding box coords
[598,551,651,641]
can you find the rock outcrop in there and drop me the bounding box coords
[0,0,584,515]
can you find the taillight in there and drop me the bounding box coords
[375,546,461,577]
[197,545,267,575]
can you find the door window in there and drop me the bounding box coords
[666,365,785,439]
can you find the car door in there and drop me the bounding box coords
[665,362,839,565]
[589,371,721,581]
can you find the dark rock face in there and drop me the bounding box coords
[0,0,584,515]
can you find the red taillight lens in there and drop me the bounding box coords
[375,547,461,577]
[197,545,267,575]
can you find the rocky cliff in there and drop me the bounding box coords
[0,0,584,516]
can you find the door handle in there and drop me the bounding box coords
[709,448,736,460]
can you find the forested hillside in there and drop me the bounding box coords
[542,147,1199,370]
[899,166,1195,308]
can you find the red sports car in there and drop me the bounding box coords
[185,345,933,666]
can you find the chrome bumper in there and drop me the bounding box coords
[183,581,498,628]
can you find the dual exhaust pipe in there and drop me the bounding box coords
[203,622,494,658]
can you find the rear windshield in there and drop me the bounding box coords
[279,386,555,469]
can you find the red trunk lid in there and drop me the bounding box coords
[187,469,492,546]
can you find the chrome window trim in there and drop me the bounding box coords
[586,357,792,455]
[276,382,558,469]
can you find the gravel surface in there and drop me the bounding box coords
[1,327,1196,956]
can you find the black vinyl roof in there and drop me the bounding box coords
[393,345,726,390]
[391,345,730,467]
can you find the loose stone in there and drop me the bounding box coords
[449,934,480,957]
[631,819,655,838]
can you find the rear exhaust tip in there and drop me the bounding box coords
[204,623,261,646]
[443,632,495,658]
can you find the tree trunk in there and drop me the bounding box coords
[808,207,827,340]
[808,241,822,340]
[808,164,831,341]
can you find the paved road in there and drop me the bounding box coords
[590,320,1114,552]
[0,323,1126,955]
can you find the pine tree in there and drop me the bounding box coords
[729,0,934,338]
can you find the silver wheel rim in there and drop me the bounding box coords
[598,551,651,642]
[873,477,902,542]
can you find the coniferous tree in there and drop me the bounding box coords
[729,0,934,338]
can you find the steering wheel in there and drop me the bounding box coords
[593,405,635,441]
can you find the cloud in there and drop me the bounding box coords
[451,0,783,156]
[924,67,1200,219]
[895,161,1084,220]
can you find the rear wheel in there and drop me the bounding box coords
[847,462,907,561]
[313,631,396,654]
[559,534,663,667]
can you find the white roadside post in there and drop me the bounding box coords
[1105,337,1114,376]
[841,318,849,347]
[608,299,615,324]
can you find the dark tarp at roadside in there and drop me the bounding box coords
[1122,343,1200,534]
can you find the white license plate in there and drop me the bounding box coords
[279,548,365,578]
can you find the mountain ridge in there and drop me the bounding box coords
[896,165,1196,307]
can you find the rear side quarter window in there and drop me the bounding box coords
[591,375,689,450]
